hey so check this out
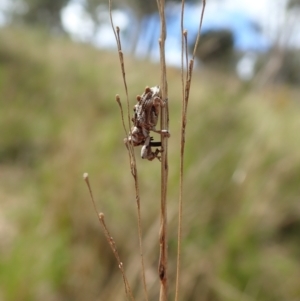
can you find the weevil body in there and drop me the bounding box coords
[124,85,170,161]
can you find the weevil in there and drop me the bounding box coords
[124,86,169,161]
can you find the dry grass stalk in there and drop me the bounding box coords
[83,173,135,301]
[109,1,149,300]
[175,1,206,301]
[156,1,169,300]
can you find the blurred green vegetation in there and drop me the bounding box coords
[1,26,300,301]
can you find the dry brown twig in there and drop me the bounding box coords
[83,173,135,301]
[175,1,206,301]
[156,1,169,301]
[109,1,149,300]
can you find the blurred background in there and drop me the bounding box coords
[1,0,300,300]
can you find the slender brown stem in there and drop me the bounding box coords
[156,1,169,301]
[175,2,206,301]
[109,2,148,300]
[83,173,135,301]
[175,5,187,300]
[192,1,206,60]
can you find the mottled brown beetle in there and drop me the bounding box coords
[124,86,169,161]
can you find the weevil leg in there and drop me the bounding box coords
[150,129,171,137]
[150,141,162,147]
[141,136,162,161]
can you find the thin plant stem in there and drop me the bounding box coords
[175,1,206,301]
[109,2,149,300]
[192,1,206,60]
[156,1,169,301]
[116,94,134,168]
[83,173,135,301]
